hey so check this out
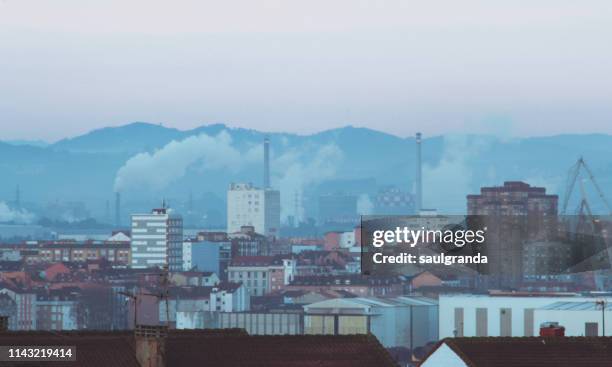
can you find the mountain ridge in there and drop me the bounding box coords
[2,122,612,219]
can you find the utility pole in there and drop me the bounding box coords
[160,265,170,328]
[119,290,140,329]
[596,300,606,336]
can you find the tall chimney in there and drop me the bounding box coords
[0,316,8,331]
[415,132,422,213]
[135,325,167,367]
[264,136,270,189]
[115,192,121,226]
[105,200,111,224]
[15,185,21,209]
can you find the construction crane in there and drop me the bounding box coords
[562,157,612,271]
[562,157,612,216]
[575,179,599,235]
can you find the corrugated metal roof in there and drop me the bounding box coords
[540,301,612,311]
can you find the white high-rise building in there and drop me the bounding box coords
[227,183,280,237]
[131,207,183,271]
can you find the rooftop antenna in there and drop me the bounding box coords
[160,265,170,327]
[119,289,141,329]
[122,266,172,329]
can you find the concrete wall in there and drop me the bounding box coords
[219,312,302,335]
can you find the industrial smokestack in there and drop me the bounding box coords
[264,136,270,189]
[15,185,20,209]
[105,200,111,224]
[415,132,422,213]
[115,192,121,226]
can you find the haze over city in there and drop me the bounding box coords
[3,2,612,366]
[2,0,612,141]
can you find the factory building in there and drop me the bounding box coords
[227,137,280,238]
[534,301,612,336]
[227,183,280,237]
[439,292,612,338]
[303,296,438,349]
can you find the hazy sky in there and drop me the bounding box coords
[1,0,612,141]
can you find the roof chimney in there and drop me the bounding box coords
[539,322,565,337]
[264,136,270,189]
[135,325,167,367]
[0,316,8,332]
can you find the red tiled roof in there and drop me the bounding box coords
[231,255,291,267]
[167,334,399,367]
[422,337,612,367]
[231,256,275,266]
[290,274,402,286]
[0,330,398,367]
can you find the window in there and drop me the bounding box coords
[500,308,512,336]
[454,308,464,337]
[524,309,534,337]
[476,308,488,337]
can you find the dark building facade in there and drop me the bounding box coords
[467,181,558,286]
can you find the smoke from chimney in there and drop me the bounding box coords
[415,132,422,213]
[264,136,270,189]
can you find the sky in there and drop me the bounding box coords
[1,0,612,141]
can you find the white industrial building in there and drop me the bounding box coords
[303,296,438,348]
[131,207,183,271]
[534,301,612,336]
[439,293,612,338]
[219,312,303,335]
[227,183,280,237]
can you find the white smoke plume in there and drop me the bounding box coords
[0,202,35,223]
[274,144,344,221]
[422,134,492,213]
[113,130,345,221]
[357,194,374,215]
[113,131,244,193]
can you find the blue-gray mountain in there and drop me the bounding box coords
[1,122,611,223]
